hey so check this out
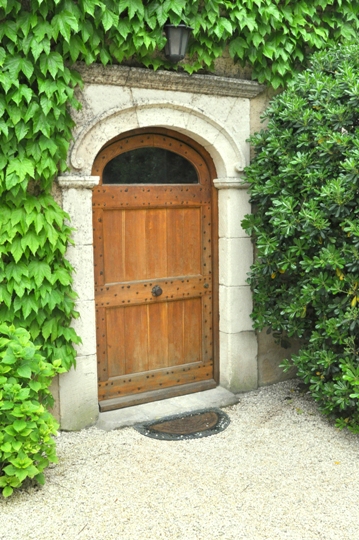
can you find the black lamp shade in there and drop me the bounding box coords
[164,24,193,63]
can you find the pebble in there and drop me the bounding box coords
[1,380,358,540]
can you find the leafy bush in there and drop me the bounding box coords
[242,41,359,432]
[0,324,63,498]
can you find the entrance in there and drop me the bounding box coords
[92,128,218,411]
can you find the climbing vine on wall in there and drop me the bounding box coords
[0,0,358,372]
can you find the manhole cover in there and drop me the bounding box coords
[134,408,230,440]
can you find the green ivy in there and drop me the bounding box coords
[0,193,81,371]
[242,41,359,432]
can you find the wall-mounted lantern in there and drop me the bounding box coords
[164,23,193,63]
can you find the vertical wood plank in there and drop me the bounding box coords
[93,209,105,287]
[147,302,168,370]
[167,208,201,277]
[124,210,147,282]
[146,209,167,279]
[183,208,201,275]
[202,294,212,363]
[102,210,123,284]
[124,304,148,374]
[167,209,184,277]
[167,300,184,366]
[183,298,202,364]
[96,307,107,382]
[105,307,126,378]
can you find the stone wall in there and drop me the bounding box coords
[50,57,297,428]
[209,54,298,386]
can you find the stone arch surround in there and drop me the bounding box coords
[69,102,247,177]
[56,65,263,430]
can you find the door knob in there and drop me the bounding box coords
[151,285,163,297]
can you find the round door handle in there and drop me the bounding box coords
[203,283,209,289]
[151,285,163,297]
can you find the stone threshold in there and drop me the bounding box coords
[96,386,239,431]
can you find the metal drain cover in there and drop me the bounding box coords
[134,408,230,440]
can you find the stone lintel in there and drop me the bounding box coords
[73,63,264,99]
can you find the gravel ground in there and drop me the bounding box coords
[1,379,359,540]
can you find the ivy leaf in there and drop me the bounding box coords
[0,284,12,307]
[28,261,52,287]
[10,207,26,228]
[20,231,40,255]
[218,17,233,35]
[32,110,51,137]
[66,34,88,62]
[7,158,35,182]
[153,4,168,27]
[4,55,34,79]
[5,172,21,191]
[252,32,263,48]
[53,267,71,286]
[42,318,57,340]
[0,119,9,137]
[166,0,186,17]
[34,213,45,234]
[24,101,40,123]
[1,21,17,42]
[0,71,13,94]
[118,19,130,39]
[100,48,111,65]
[21,294,39,319]
[0,47,6,66]
[38,136,58,157]
[13,281,26,298]
[39,52,64,78]
[52,11,79,42]
[102,10,119,32]
[9,238,23,263]
[15,121,30,141]
[5,262,28,283]
[82,0,100,16]
[18,85,33,104]
[7,105,22,125]
[228,36,247,59]
[128,0,144,20]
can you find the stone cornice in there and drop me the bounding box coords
[214,177,249,190]
[73,63,264,99]
[57,175,100,189]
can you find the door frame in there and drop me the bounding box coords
[56,68,260,430]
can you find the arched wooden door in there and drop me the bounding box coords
[92,128,218,411]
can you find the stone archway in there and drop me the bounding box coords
[56,65,262,430]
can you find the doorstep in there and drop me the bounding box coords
[96,386,239,431]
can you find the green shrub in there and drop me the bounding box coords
[0,324,63,498]
[242,40,359,432]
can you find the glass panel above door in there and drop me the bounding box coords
[102,147,199,184]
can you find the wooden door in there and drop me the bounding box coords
[92,129,218,411]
